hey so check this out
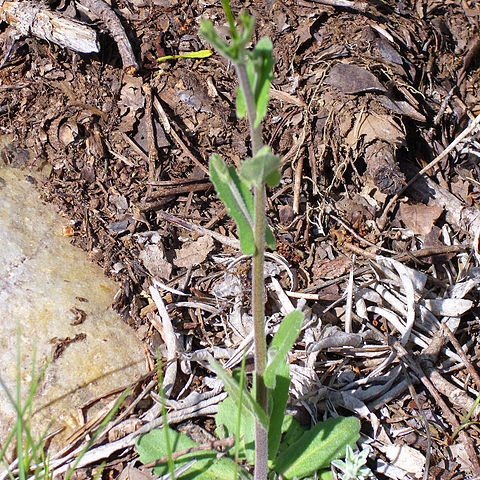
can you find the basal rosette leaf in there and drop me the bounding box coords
[208,355,269,430]
[273,416,361,479]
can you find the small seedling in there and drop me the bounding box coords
[331,445,372,480]
[136,2,361,479]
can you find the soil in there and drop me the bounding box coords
[2,0,480,478]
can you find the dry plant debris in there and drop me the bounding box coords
[2,0,480,478]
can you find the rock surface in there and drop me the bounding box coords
[0,166,145,451]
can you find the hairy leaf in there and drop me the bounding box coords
[209,154,276,252]
[216,394,256,464]
[208,356,269,430]
[239,145,281,188]
[264,310,303,389]
[236,37,274,127]
[267,361,290,461]
[273,416,361,479]
[209,154,255,254]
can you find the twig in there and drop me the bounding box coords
[292,154,304,214]
[395,341,480,476]
[121,132,149,163]
[306,0,368,12]
[142,84,159,186]
[139,435,236,469]
[329,212,397,254]
[153,96,209,175]
[0,1,99,54]
[76,0,138,73]
[144,179,212,201]
[148,285,180,397]
[441,322,480,391]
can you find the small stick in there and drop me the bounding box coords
[144,180,211,201]
[121,132,149,163]
[329,212,398,254]
[77,0,138,73]
[396,341,480,476]
[142,84,160,186]
[306,0,368,12]
[153,96,209,175]
[149,285,179,397]
[140,435,236,469]
[441,322,480,391]
[292,154,304,214]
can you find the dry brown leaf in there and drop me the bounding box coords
[346,113,405,147]
[174,235,214,268]
[139,244,172,280]
[399,202,443,236]
[312,256,351,280]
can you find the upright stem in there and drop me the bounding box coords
[235,63,269,480]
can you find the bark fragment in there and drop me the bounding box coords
[0,1,99,54]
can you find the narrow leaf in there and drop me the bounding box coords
[267,361,291,461]
[222,0,238,41]
[273,416,361,479]
[209,154,255,254]
[208,356,269,430]
[249,37,274,128]
[209,154,276,253]
[157,49,213,62]
[235,38,273,126]
[264,310,303,389]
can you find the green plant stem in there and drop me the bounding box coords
[235,62,269,480]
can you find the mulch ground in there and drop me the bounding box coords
[2,0,480,478]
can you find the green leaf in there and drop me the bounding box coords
[250,37,274,128]
[209,154,255,254]
[272,416,361,479]
[239,146,281,188]
[208,356,269,430]
[264,310,303,389]
[136,427,248,480]
[199,4,254,63]
[235,37,274,127]
[209,154,276,253]
[267,361,290,461]
[277,416,306,456]
[216,394,256,465]
[319,471,334,480]
[157,49,213,62]
[236,86,246,120]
